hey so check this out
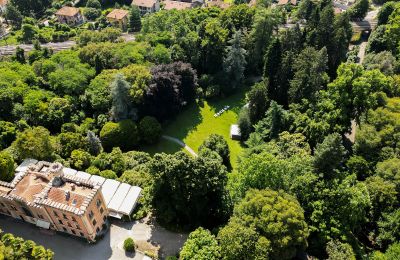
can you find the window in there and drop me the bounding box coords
[92,219,97,226]
[58,220,62,224]
[103,216,107,222]
[76,224,80,230]
[100,207,104,214]
[38,214,43,219]
[63,214,67,220]
[0,202,5,207]
[96,199,101,208]
[63,227,67,232]
[71,229,76,235]
[72,216,76,222]
[80,232,84,237]
[54,211,58,217]
[10,206,17,211]
[22,207,33,217]
[68,222,72,227]
[89,211,94,219]
[96,227,100,233]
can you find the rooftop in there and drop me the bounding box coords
[277,0,297,5]
[163,0,193,10]
[132,0,157,8]
[0,0,8,6]
[106,9,129,20]
[1,159,142,219]
[55,6,80,17]
[10,173,48,203]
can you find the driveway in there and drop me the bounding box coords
[0,215,187,260]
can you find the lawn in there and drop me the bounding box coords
[141,88,248,169]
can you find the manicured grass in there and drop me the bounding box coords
[141,88,248,169]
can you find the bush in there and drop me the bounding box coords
[100,120,140,152]
[0,151,15,182]
[123,238,135,253]
[100,170,118,179]
[139,116,162,144]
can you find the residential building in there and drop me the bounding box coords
[0,161,108,242]
[205,0,231,9]
[132,0,160,15]
[106,9,129,30]
[277,0,297,5]
[0,0,8,13]
[163,0,194,10]
[55,6,84,26]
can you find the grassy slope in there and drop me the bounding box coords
[141,88,247,169]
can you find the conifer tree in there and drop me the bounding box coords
[129,6,142,32]
[223,30,246,92]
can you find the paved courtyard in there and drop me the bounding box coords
[0,215,188,260]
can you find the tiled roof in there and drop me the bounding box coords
[47,187,86,208]
[55,6,80,17]
[132,0,157,8]
[277,0,297,5]
[164,0,193,10]
[10,173,47,203]
[0,0,8,7]
[106,9,129,20]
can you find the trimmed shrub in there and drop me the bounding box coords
[123,237,135,253]
[100,120,139,152]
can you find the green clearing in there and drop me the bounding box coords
[141,88,248,169]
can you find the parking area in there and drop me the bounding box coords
[0,215,187,260]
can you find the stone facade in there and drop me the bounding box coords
[0,161,108,242]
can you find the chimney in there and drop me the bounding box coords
[65,191,70,201]
[71,184,76,191]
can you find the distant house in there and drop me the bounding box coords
[205,0,231,9]
[163,0,194,10]
[0,0,8,14]
[132,0,160,15]
[106,9,129,30]
[55,6,84,26]
[230,124,241,140]
[277,0,297,5]
[334,7,343,15]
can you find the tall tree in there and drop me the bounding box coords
[264,37,282,101]
[248,8,279,73]
[129,6,142,32]
[110,74,133,122]
[348,0,369,20]
[180,228,221,260]
[218,189,309,259]
[86,130,102,156]
[223,30,246,93]
[150,152,230,229]
[289,47,329,103]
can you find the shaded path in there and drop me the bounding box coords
[162,135,198,157]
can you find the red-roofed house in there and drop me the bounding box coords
[106,9,129,30]
[163,0,193,10]
[55,6,84,26]
[132,0,160,15]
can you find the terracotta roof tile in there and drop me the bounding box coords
[132,0,157,8]
[47,188,86,208]
[164,0,193,10]
[55,6,80,17]
[106,9,129,20]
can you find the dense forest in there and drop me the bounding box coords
[1,0,400,259]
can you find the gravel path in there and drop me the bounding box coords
[162,135,198,157]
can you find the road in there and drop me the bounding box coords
[0,214,187,260]
[0,33,135,56]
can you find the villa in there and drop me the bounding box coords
[0,160,141,242]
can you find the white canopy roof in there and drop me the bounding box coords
[118,186,142,215]
[108,183,131,211]
[102,179,120,205]
[89,175,106,186]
